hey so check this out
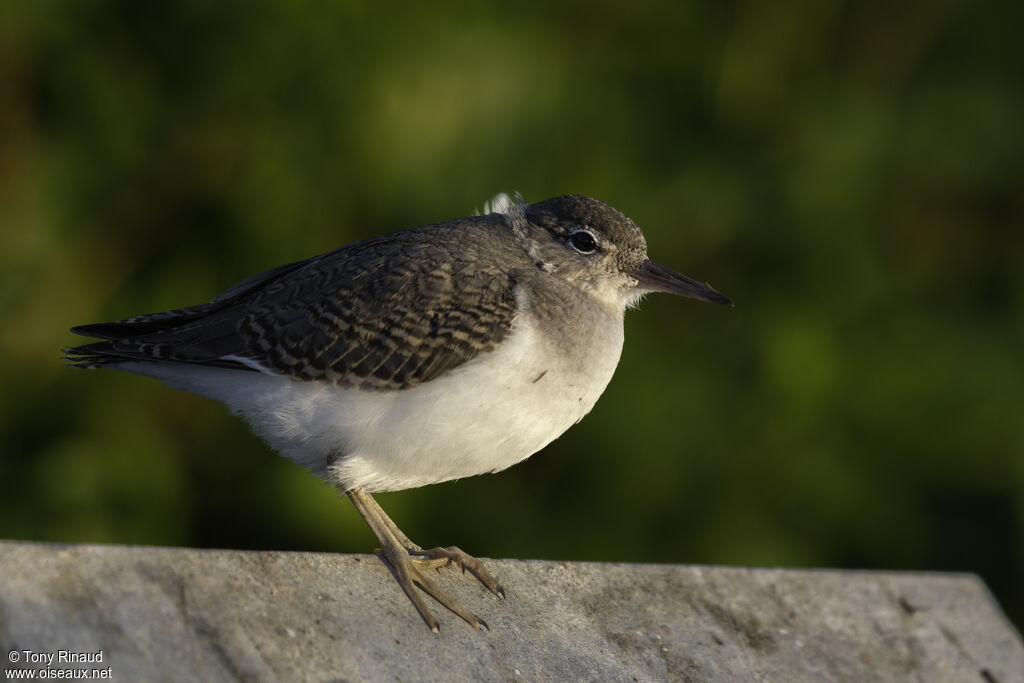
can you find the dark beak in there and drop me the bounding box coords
[634,260,733,306]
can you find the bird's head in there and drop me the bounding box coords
[498,194,732,310]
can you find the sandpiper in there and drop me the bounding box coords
[65,193,731,631]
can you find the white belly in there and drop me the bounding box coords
[122,303,625,493]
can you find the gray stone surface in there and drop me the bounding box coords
[0,541,1020,682]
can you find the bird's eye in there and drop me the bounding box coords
[568,230,598,254]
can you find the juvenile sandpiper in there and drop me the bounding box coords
[65,193,731,631]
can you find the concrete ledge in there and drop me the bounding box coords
[0,541,1021,682]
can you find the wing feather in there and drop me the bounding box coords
[66,216,524,390]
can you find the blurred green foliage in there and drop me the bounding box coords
[1,1,1021,630]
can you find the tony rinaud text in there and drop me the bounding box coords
[16,651,103,665]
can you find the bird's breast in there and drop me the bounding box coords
[324,285,626,492]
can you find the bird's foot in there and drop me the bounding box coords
[412,546,506,600]
[347,487,503,631]
[376,541,500,632]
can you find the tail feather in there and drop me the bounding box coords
[62,343,121,369]
[63,338,172,368]
[65,253,317,368]
[68,300,227,340]
[62,339,259,372]
[65,309,259,372]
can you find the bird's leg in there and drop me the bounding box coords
[346,486,503,631]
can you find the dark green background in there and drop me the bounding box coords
[2,2,1021,630]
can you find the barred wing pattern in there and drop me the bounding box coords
[67,220,521,391]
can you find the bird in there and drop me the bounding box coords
[64,193,731,632]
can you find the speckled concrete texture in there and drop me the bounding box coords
[1,541,1020,682]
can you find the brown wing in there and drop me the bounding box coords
[66,217,522,390]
